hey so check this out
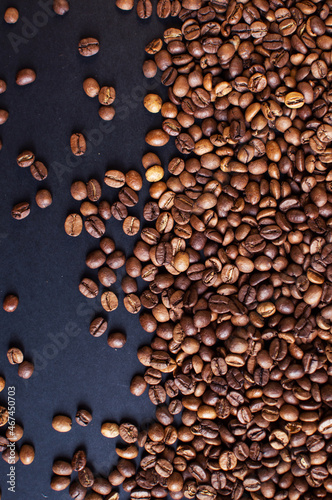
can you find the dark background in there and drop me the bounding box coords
[0,1,180,497]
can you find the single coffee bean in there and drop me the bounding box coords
[16,68,36,86]
[90,317,108,337]
[123,216,140,236]
[19,444,35,465]
[65,214,83,237]
[145,129,170,147]
[72,450,87,471]
[137,0,152,18]
[3,294,18,312]
[104,170,126,188]
[70,133,87,156]
[30,161,48,180]
[87,179,102,202]
[75,409,92,427]
[144,94,163,113]
[17,150,35,168]
[78,37,100,57]
[119,423,138,443]
[71,181,87,200]
[18,360,34,379]
[130,375,147,396]
[99,106,115,121]
[86,249,106,269]
[85,216,105,238]
[35,189,52,208]
[53,460,73,476]
[11,202,30,220]
[52,415,72,433]
[0,109,9,125]
[106,250,125,269]
[4,7,19,23]
[7,348,23,365]
[51,475,71,491]
[116,0,134,10]
[101,291,118,312]
[124,294,141,314]
[6,423,24,442]
[143,60,158,78]
[119,186,139,207]
[125,170,143,191]
[98,267,117,287]
[53,0,69,15]
[101,422,119,438]
[79,278,99,298]
[107,332,126,348]
[83,78,100,97]
[99,86,116,105]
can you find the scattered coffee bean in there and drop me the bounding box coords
[79,278,99,299]
[16,68,36,86]
[18,361,34,379]
[11,202,30,220]
[71,181,87,200]
[101,422,119,438]
[75,409,92,427]
[52,415,72,433]
[0,79,6,94]
[104,169,125,188]
[35,189,52,208]
[70,133,86,156]
[78,37,100,57]
[98,86,116,105]
[51,475,71,491]
[4,7,19,23]
[99,106,115,121]
[3,294,18,312]
[144,94,163,113]
[123,216,140,236]
[101,291,118,312]
[116,0,134,10]
[52,460,73,476]
[53,0,69,15]
[0,110,9,125]
[19,444,35,465]
[7,347,23,365]
[107,332,126,348]
[30,161,48,180]
[89,317,108,337]
[17,151,35,168]
[64,213,83,237]
[83,78,100,98]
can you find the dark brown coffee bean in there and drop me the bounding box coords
[123,216,140,236]
[124,294,141,314]
[85,216,105,238]
[65,214,83,237]
[70,133,87,156]
[11,202,30,220]
[35,189,52,208]
[101,291,118,312]
[3,294,19,312]
[119,423,138,443]
[17,150,35,168]
[90,317,108,337]
[99,86,116,105]
[78,37,99,57]
[16,68,36,86]
[79,278,99,298]
[108,332,126,348]
[137,0,152,18]
[30,161,48,181]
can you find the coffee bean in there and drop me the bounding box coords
[18,361,34,379]
[78,467,94,488]
[143,60,158,78]
[137,0,152,19]
[85,216,105,238]
[53,460,73,476]
[119,423,138,443]
[75,409,92,427]
[83,78,100,97]
[53,0,69,15]
[19,444,34,465]
[101,291,118,312]
[99,86,116,105]
[4,7,19,23]
[7,347,23,365]
[108,332,126,348]
[51,475,71,491]
[52,415,72,433]
[104,169,126,188]
[145,129,170,147]
[98,267,117,287]
[90,317,108,337]
[116,0,134,10]
[124,294,141,314]
[99,106,115,121]
[144,94,163,113]
[16,68,36,86]
[65,213,83,237]
[119,186,139,207]
[0,109,9,124]
[101,422,119,438]
[0,407,9,426]
[87,179,102,202]
[30,161,48,181]
[71,181,87,200]
[70,133,87,156]
[35,189,52,208]
[106,250,125,269]
[78,37,99,57]
[125,170,143,191]
[3,294,18,312]
[130,375,147,396]
[17,150,35,168]
[79,278,99,298]
[123,216,140,236]
[11,202,30,220]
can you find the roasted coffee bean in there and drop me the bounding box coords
[52,415,72,433]
[124,294,141,314]
[16,68,36,86]
[119,423,138,443]
[119,187,139,207]
[85,216,105,238]
[65,213,83,237]
[108,332,126,348]
[70,133,86,156]
[4,7,19,23]
[35,189,52,208]
[99,86,116,105]
[51,475,71,491]
[83,77,100,97]
[137,0,152,18]
[123,216,140,236]
[3,294,18,312]
[11,202,30,220]
[30,161,48,181]
[53,0,69,15]
[90,317,108,337]
[79,278,99,298]
[78,37,99,57]
[18,360,34,379]
[116,0,134,10]
[17,150,35,168]
[7,347,23,365]
[75,409,92,427]
[101,291,118,312]
[87,179,102,202]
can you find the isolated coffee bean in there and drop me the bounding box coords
[85,216,105,238]
[65,214,83,237]
[119,423,138,443]
[75,409,92,427]
[4,7,19,23]
[99,86,116,105]
[3,294,18,312]
[11,202,30,220]
[53,0,69,15]
[78,37,100,57]
[99,106,115,121]
[18,361,34,379]
[101,422,119,438]
[72,450,87,472]
[87,179,102,202]
[124,294,141,314]
[108,332,126,348]
[52,415,72,433]
[83,78,100,97]
[20,444,35,465]
[30,161,48,181]
[53,460,73,476]
[16,68,36,86]
[79,278,99,299]
[90,317,108,337]
[36,189,52,208]
[17,150,35,168]
[104,170,126,188]
[7,348,23,365]
[70,133,87,156]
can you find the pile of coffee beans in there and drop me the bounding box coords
[109,1,332,499]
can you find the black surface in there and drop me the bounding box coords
[0,2,178,498]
